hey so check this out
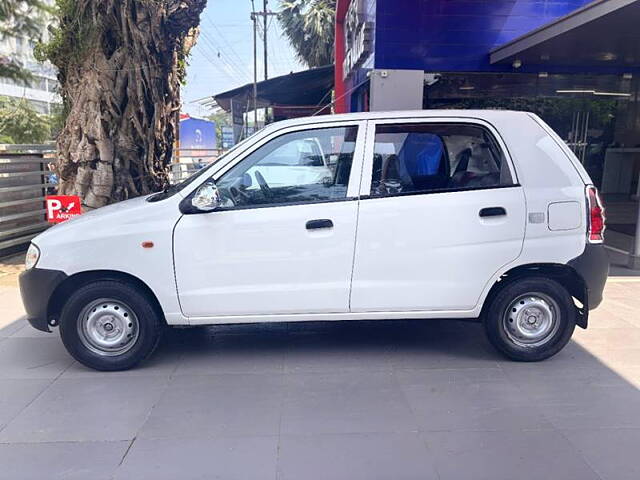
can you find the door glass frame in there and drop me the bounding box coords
[182,120,368,205]
[359,117,520,198]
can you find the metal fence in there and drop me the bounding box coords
[0,145,224,257]
[0,145,54,257]
[169,148,223,184]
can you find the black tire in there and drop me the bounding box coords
[484,276,576,362]
[59,280,163,371]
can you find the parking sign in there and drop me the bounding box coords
[46,195,82,223]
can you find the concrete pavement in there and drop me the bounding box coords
[0,259,639,479]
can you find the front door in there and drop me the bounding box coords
[173,123,364,318]
[350,119,526,312]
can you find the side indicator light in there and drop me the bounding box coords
[141,241,154,249]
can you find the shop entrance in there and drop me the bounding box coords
[426,73,640,268]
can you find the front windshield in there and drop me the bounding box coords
[147,130,262,202]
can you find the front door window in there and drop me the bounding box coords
[216,126,359,208]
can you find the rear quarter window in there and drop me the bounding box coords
[492,115,586,189]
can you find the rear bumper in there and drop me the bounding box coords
[569,244,609,310]
[19,268,67,333]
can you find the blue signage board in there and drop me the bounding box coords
[367,0,593,73]
[221,126,235,149]
[180,117,217,150]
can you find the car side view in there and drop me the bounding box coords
[19,110,609,370]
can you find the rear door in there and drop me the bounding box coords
[350,118,526,313]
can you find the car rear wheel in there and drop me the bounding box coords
[59,280,163,371]
[484,277,576,361]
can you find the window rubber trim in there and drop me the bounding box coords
[182,183,523,214]
[359,183,522,201]
[181,195,360,214]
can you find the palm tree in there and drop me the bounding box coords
[278,0,335,68]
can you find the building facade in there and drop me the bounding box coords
[0,0,60,114]
[335,0,640,268]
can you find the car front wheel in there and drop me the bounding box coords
[484,276,576,362]
[59,280,163,371]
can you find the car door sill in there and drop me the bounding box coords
[181,309,480,326]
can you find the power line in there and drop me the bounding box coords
[200,31,246,77]
[196,13,253,80]
[198,30,252,82]
[194,41,239,82]
[207,17,251,77]
[269,20,297,74]
[251,0,258,127]
[204,16,252,80]
[250,3,277,80]
[268,28,289,75]
[193,43,243,84]
[263,0,268,81]
[250,0,278,125]
[312,78,369,116]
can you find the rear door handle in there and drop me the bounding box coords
[306,219,333,230]
[479,207,507,217]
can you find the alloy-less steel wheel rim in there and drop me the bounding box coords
[502,292,560,348]
[78,298,139,356]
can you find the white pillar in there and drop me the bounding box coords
[369,69,424,112]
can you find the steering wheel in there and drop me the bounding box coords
[228,185,250,205]
[254,170,273,201]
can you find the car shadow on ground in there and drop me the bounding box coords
[162,318,498,366]
[1,314,640,480]
[0,315,634,373]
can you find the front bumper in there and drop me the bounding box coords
[569,243,609,310]
[19,268,67,332]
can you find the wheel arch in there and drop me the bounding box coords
[47,270,166,327]
[481,263,588,329]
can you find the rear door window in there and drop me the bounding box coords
[370,123,514,197]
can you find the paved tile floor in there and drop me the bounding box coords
[0,279,639,479]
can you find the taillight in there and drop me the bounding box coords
[586,185,605,243]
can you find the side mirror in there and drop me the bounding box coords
[191,181,221,212]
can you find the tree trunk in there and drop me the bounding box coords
[54,0,206,209]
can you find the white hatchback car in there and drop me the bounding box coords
[20,110,609,371]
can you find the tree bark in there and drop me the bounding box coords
[54,0,206,209]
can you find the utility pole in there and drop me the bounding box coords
[263,0,268,81]
[251,1,277,126]
[250,0,258,129]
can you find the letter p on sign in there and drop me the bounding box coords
[46,195,82,223]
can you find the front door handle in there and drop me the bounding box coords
[479,207,507,217]
[306,219,333,230]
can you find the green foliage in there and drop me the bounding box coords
[0,0,46,37]
[278,0,335,68]
[206,110,231,145]
[47,101,65,137]
[0,0,51,81]
[35,1,197,87]
[0,96,52,143]
[33,0,94,84]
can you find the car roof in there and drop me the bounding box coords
[263,110,533,131]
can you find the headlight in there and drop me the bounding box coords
[25,243,40,270]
